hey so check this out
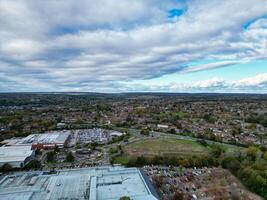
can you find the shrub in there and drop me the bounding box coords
[66,152,74,162]
[0,163,13,172]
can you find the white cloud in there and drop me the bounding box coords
[234,73,267,87]
[121,74,267,93]
[0,0,267,92]
[194,77,226,88]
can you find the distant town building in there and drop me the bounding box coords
[157,124,169,129]
[109,131,124,137]
[56,122,67,129]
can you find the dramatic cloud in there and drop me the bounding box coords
[0,0,267,92]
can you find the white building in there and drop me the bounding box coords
[0,145,34,168]
[110,131,124,137]
[157,124,169,129]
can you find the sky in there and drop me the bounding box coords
[0,0,267,93]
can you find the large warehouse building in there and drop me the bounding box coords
[1,131,71,150]
[0,167,158,200]
[0,145,34,168]
[21,131,71,149]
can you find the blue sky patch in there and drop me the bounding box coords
[168,8,185,18]
[243,15,267,29]
[50,26,78,36]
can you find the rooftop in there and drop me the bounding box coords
[0,145,33,163]
[0,167,158,200]
[19,131,71,145]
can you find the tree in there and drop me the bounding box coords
[198,139,208,147]
[232,125,242,136]
[173,191,186,200]
[210,144,224,157]
[221,157,241,173]
[203,114,215,123]
[35,149,42,155]
[66,152,74,162]
[122,128,130,135]
[248,123,257,131]
[0,163,13,172]
[136,156,148,166]
[24,160,41,170]
[46,151,55,163]
[76,143,81,149]
[109,147,118,154]
[152,155,162,165]
[120,197,130,200]
[140,128,149,136]
[88,142,98,150]
[54,145,59,153]
[264,151,267,161]
[169,128,176,134]
[176,122,182,129]
[204,128,213,135]
[169,157,178,166]
[246,146,260,161]
[75,117,84,124]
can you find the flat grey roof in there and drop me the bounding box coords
[19,131,70,145]
[0,146,33,163]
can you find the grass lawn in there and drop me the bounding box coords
[123,138,210,157]
[172,111,189,118]
[113,155,131,165]
[220,143,244,156]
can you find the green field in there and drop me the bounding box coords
[220,143,244,156]
[123,138,210,157]
[113,155,131,165]
[171,111,189,118]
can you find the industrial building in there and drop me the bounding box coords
[1,131,71,150]
[0,146,34,168]
[0,167,158,200]
[0,138,24,146]
[21,131,71,149]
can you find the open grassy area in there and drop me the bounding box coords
[220,143,244,156]
[113,155,131,165]
[122,138,210,157]
[171,111,189,118]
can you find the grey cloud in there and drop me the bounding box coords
[0,0,267,91]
